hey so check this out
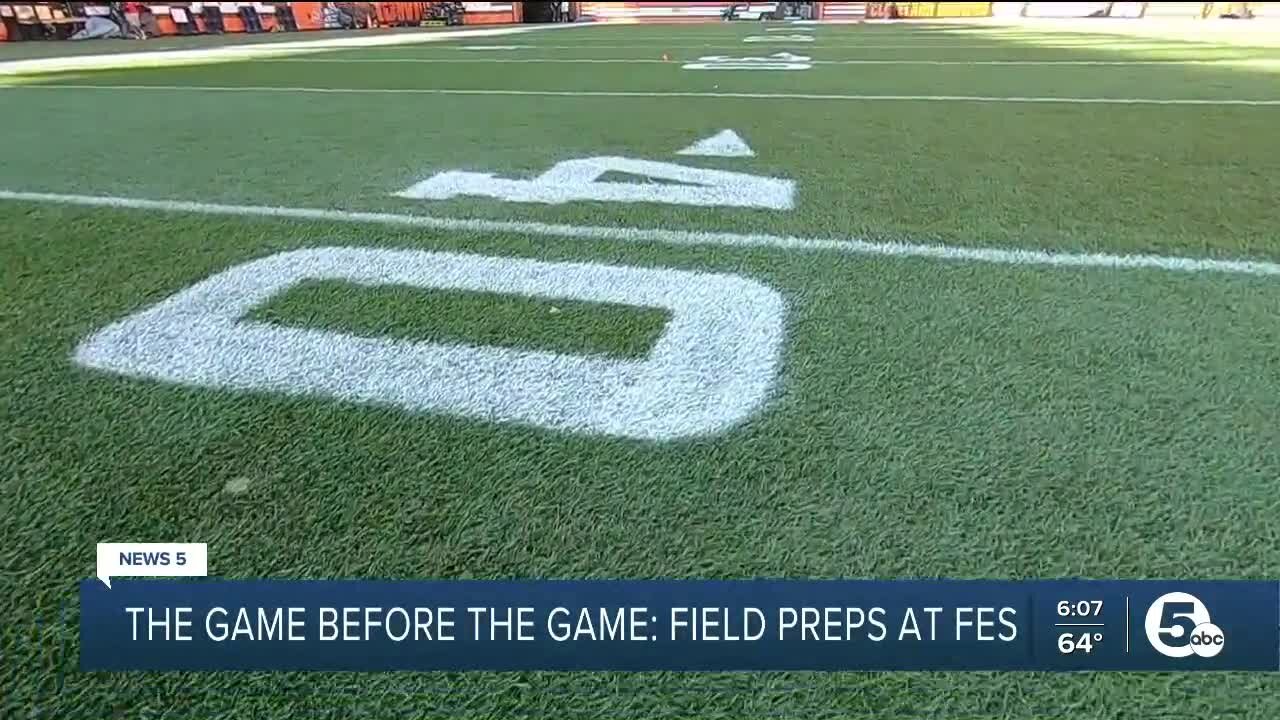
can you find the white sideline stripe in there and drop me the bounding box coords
[449,43,1236,49]
[8,84,1278,106]
[2,190,1277,279]
[261,57,1280,67]
[0,24,596,76]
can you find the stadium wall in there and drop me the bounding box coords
[578,2,774,22]
[0,2,524,41]
[460,2,520,24]
[821,3,870,19]
[882,2,993,17]
[574,3,991,22]
[995,2,1274,17]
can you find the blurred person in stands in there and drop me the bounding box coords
[120,1,147,38]
[334,2,375,28]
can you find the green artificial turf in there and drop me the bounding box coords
[2,19,1279,720]
[5,32,1279,260]
[248,280,672,358]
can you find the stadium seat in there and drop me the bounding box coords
[274,2,299,31]
[201,4,226,33]
[239,4,264,32]
[11,4,43,40]
[0,4,17,42]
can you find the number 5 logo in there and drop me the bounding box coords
[1144,592,1224,658]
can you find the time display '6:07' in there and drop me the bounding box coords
[1057,600,1103,618]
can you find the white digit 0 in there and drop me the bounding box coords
[74,247,786,441]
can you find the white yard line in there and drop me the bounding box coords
[0,23,596,77]
[1,189,1277,279]
[7,84,1278,106]
[452,43,1243,49]
[258,57,1280,66]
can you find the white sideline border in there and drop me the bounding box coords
[6,83,1278,106]
[397,42,1259,49]
[258,57,1280,67]
[1,189,1277,278]
[0,23,596,77]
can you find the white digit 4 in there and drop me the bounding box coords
[396,156,794,210]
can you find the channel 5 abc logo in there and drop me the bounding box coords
[1144,592,1225,658]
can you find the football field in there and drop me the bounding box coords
[3,18,1280,719]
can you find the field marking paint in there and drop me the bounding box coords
[266,57,1280,67]
[73,247,785,441]
[474,43,1199,49]
[328,41,1245,50]
[10,84,1279,106]
[395,156,794,210]
[677,130,755,158]
[744,35,815,43]
[3,190,1279,279]
[682,53,812,70]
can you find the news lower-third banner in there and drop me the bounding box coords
[80,579,1278,672]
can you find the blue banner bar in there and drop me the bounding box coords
[80,579,1278,671]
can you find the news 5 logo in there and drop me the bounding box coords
[1143,592,1225,658]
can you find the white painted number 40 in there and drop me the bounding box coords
[74,131,791,441]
